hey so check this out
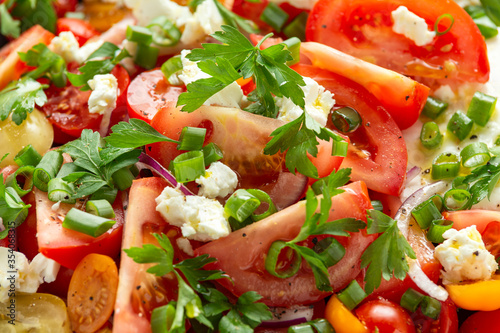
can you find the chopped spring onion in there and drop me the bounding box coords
[33,150,63,192]
[411,197,442,230]
[147,16,181,47]
[423,96,448,119]
[430,194,444,212]
[126,26,153,44]
[431,153,460,179]
[48,178,76,204]
[337,280,367,311]
[480,0,500,25]
[452,176,467,190]
[420,121,443,150]
[260,3,289,32]
[443,189,471,211]
[434,13,455,36]
[86,199,115,218]
[246,189,277,221]
[288,319,335,333]
[312,237,345,268]
[447,111,474,141]
[151,302,176,333]
[265,240,301,278]
[14,144,42,167]
[466,91,497,126]
[420,296,442,319]
[401,288,425,313]
[112,167,135,191]
[201,143,223,166]
[5,165,34,197]
[225,189,261,223]
[283,12,308,41]
[135,43,159,70]
[177,126,206,151]
[371,200,384,211]
[90,186,118,204]
[460,142,491,167]
[161,55,183,85]
[427,219,453,243]
[331,107,362,133]
[62,208,116,238]
[282,37,301,66]
[172,151,205,183]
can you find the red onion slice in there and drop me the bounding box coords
[406,166,421,184]
[260,305,314,328]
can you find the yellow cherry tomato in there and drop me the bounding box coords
[445,275,500,311]
[325,296,369,333]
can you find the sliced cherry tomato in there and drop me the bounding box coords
[67,253,118,333]
[127,69,185,122]
[195,181,377,307]
[306,0,489,86]
[56,18,100,46]
[0,25,54,90]
[443,210,500,234]
[53,0,78,18]
[292,63,407,196]
[459,308,500,333]
[446,276,500,311]
[325,296,368,333]
[411,298,458,333]
[481,221,500,259]
[35,189,125,270]
[38,266,74,300]
[355,297,416,333]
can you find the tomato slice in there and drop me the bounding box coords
[305,0,489,86]
[460,308,500,333]
[67,253,118,333]
[53,0,78,18]
[293,63,407,196]
[35,189,125,270]
[481,221,500,259]
[195,181,377,307]
[355,297,416,333]
[56,18,100,46]
[411,298,458,333]
[443,209,500,234]
[127,69,185,122]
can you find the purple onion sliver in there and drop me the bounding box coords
[405,166,421,184]
[259,317,308,328]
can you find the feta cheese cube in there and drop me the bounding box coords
[49,31,81,64]
[434,225,498,285]
[75,40,105,65]
[276,77,335,126]
[181,0,224,44]
[156,187,231,241]
[88,74,119,115]
[195,162,238,199]
[391,6,436,47]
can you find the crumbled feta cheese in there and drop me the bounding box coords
[49,31,80,64]
[88,74,119,115]
[75,40,105,64]
[276,77,335,126]
[195,162,238,199]
[0,249,60,303]
[124,0,193,27]
[391,6,436,47]
[178,50,244,108]
[156,187,231,241]
[433,85,456,103]
[181,0,224,44]
[435,226,498,285]
[176,237,194,256]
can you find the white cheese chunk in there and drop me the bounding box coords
[176,237,195,256]
[75,40,105,65]
[182,0,224,45]
[156,187,231,241]
[88,74,119,115]
[124,0,193,27]
[195,162,238,199]
[435,226,498,285]
[49,31,81,64]
[391,6,436,47]
[276,77,335,126]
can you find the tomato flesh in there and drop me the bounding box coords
[411,299,458,333]
[355,297,416,333]
[56,18,100,46]
[460,308,500,333]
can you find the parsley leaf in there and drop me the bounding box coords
[212,0,259,34]
[457,156,500,207]
[0,182,31,239]
[0,3,20,38]
[19,43,67,87]
[105,119,180,148]
[0,78,47,125]
[11,0,56,33]
[361,209,416,294]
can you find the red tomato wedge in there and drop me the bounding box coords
[0,25,54,91]
[460,308,500,333]
[195,181,377,307]
[355,297,416,333]
[306,0,489,86]
[293,63,407,196]
[299,42,429,130]
[35,189,125,270]
[443,209,500,234]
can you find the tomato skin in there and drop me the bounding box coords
[355,297,416,333]
[459,309,500,333]
[444,210,500,234]
[306,0,489,86]
[411,299,458,333]
[481,221,500,259]
[56,18,100,46]
[15,191,39,261]
[53,0,78,18]
[127,69,185,122]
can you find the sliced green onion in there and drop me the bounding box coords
[312,237,345,268]
[177,126,206,151]
[321,128,348,157]
[400,288,425,313]
[126,25,153,44]
[47,178,76,203]
[371,200,384,211]
[202,143,223,166]
[225,189,261,223]
[474,15,499,38]
[420,121,443,150]
[443,189,471,211]
[430,194,444,212]
[147,16,181,47]
[112,167,135,191]
[460,142,491,168]
[282,37,301,66]
[423,96,448,119]
[411,198,442,230]
[247,189,277,221]
[452,176,467,190]
[466,91,497,126]
[289,319,335,333]
[283,12,308,41]
[337,280,367,311]
[480,0,500,25]
[420,296,442,320]
[5,165,34,197]
[134,43,159,70]
[33,150,63,192]
[427,219,453,243]
[151,302,176,333]
[260,3,289,32]
[14,144,42,167]
[62,208,116,238]
[161,55,183,85]
[228,216,253,231]
[434,13,455,36]
[90,186,118,204]
[431,153,460,179]
[332,107,361,133]
[172,151,205,183]
[265,241,301,279]
[447,111,473,141]
[86,199,115,218]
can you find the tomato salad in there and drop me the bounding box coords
[0,0,500,332]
